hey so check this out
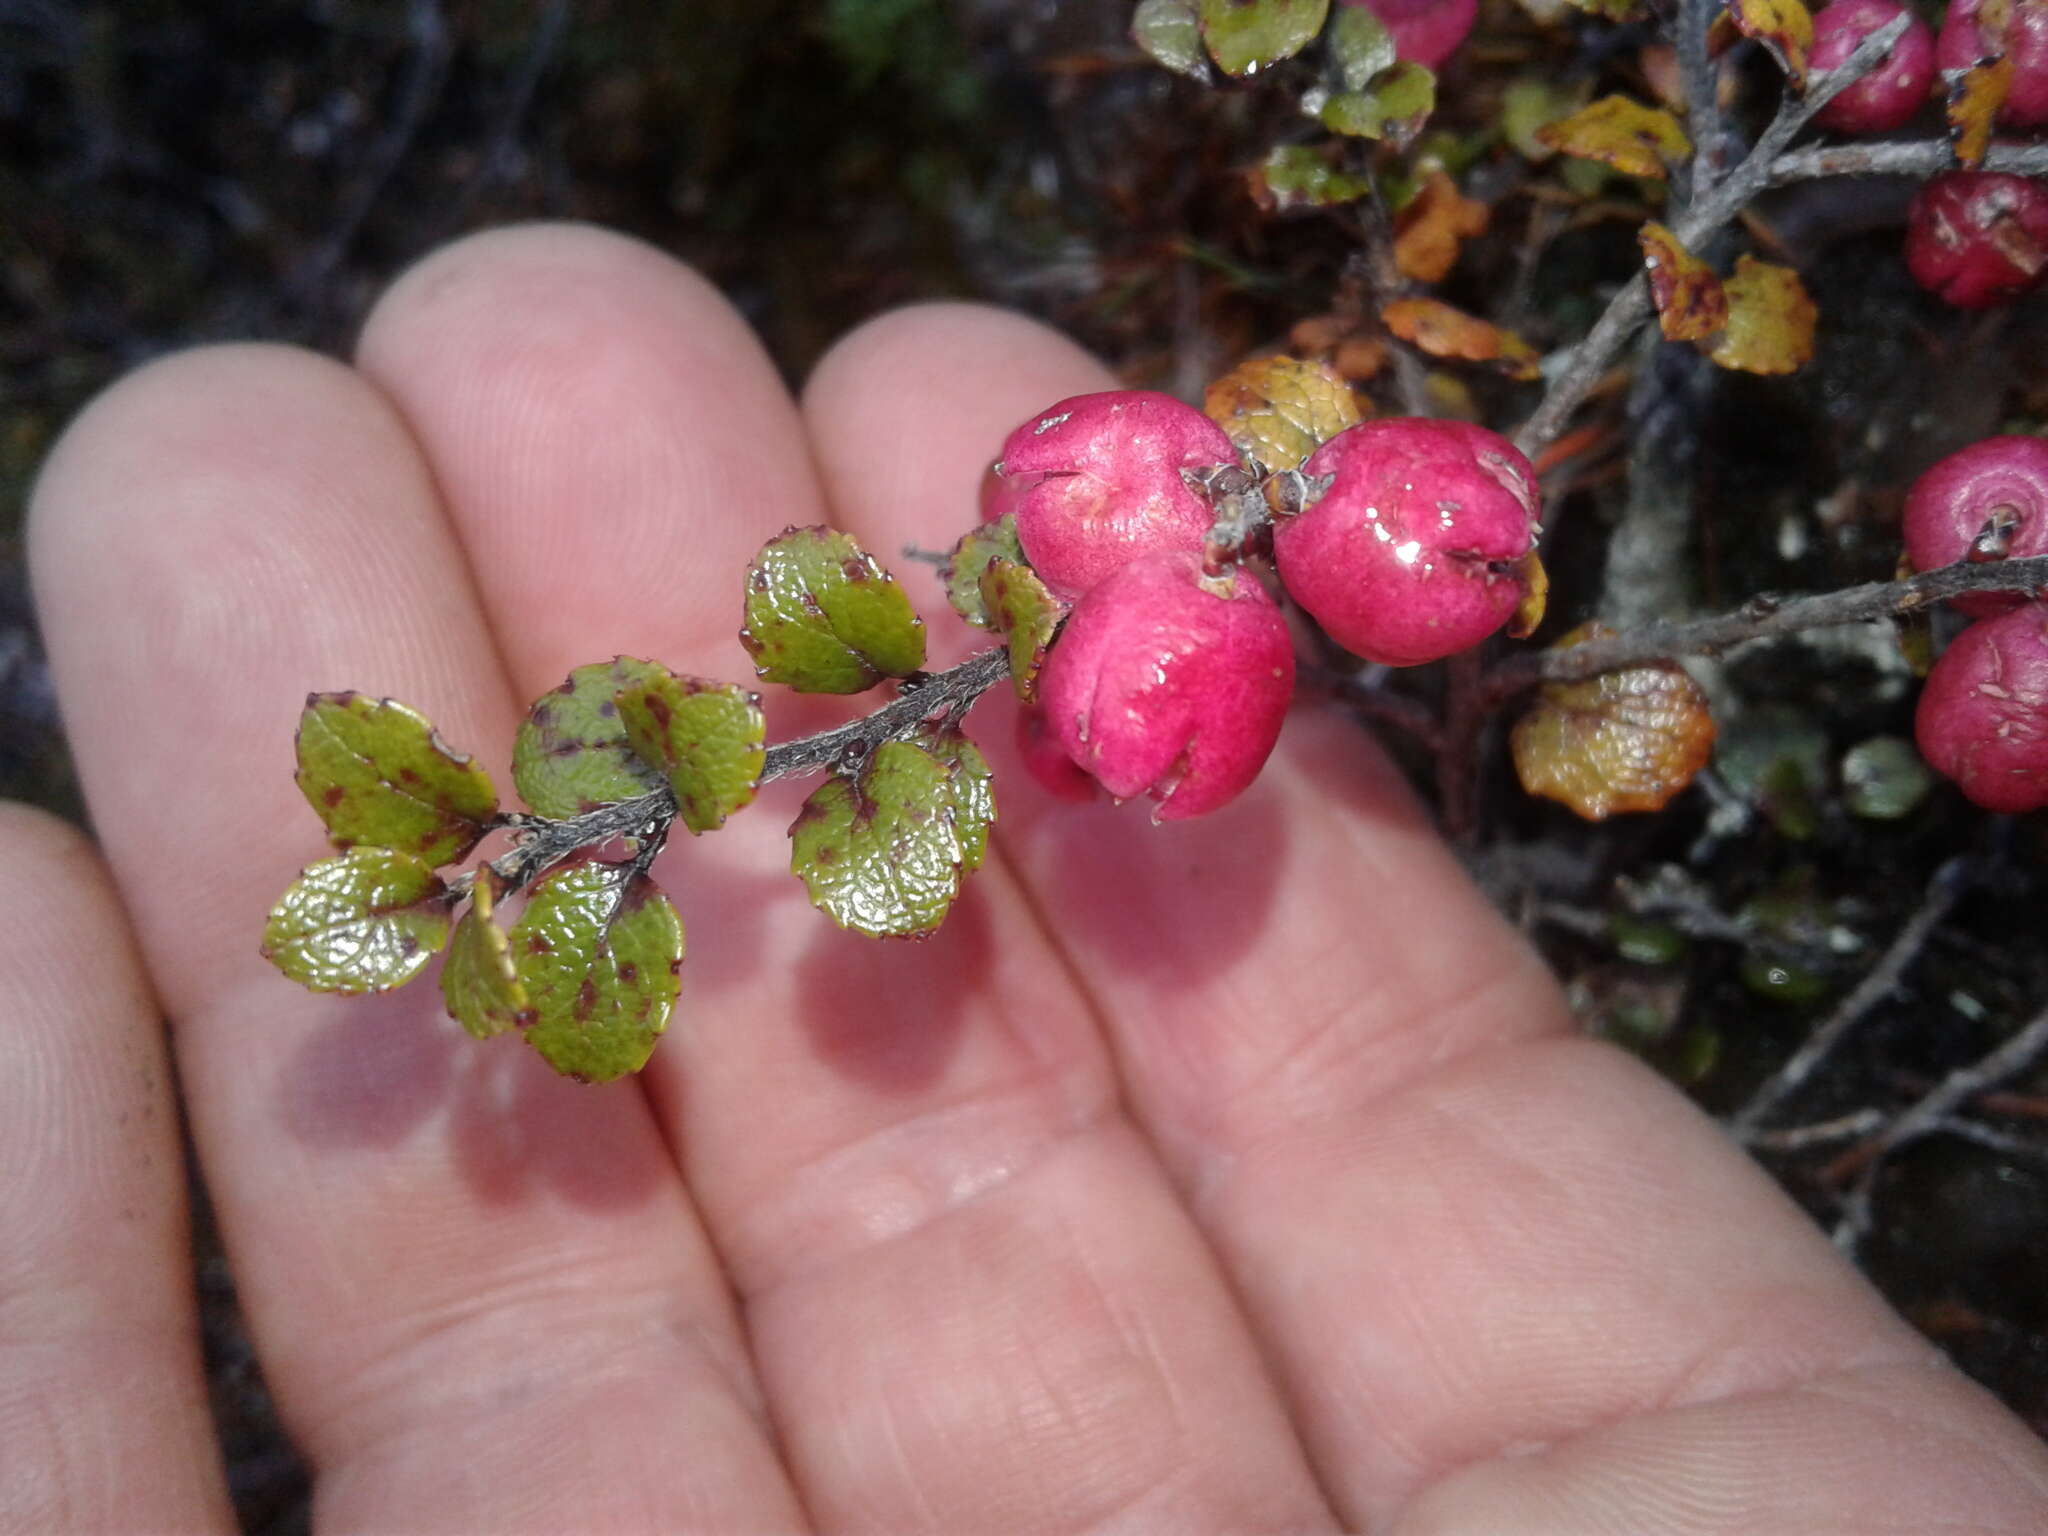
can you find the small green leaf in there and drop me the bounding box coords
[262,848,451,994]
[944,514,1027,629]
[1315,61,1435,144]
[790,740,962,938]
[509,859,684,1083]
[615,668,765,834]
[441,872,528,1039]
[1133,0,1212,80]
[741,526,927,693]
[1842,736,1935,821]
[1200,0,1330,76]
[512,657,667,819]
[921,727,997,874]
[1328,4,1395,88]
[978,558,1064,702]
[1249,145,1374,211]
[295,693,497,866]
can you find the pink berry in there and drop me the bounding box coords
[994,391,1236,600]
[979,459,1026,524]
[1915,602,2048,812]
[1902,435,2048,616]
[1811,0,1936,133]
[1340,0,1477,70]
[1014,703,1101,803]
[1904,171,2048,308]
[1272,418,1540,668]
[1038,550,1294,820]
[1937,0,2048,125]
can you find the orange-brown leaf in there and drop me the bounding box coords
[1381,298,1543,381]
[1512,624,1717,820]
[1705,255,1816,375]
[1394,170,1490,283]
[1638,222,1729,341]
[1947,53,2014,169]
[1203,355,1365,471]
[1507,550,1550,640]
[1535,95,1692,180]
[1728,0,1815,82]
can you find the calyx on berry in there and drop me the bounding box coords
[1810,0,1936,134]
[1904,172,2048,309]
[1903,434,2048,615]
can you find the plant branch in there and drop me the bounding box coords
[1769,139,2048,184]
[1485,553,2048,698]
[1513,15,1913,461]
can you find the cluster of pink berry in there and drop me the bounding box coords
[982,390,1541,819]
[1908,435,2048,810]
[1811,0,2048,308]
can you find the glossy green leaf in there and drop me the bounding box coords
[509,859,684,1083]
[741,526,927,693]
[1200,0,1329,76]
[944,514,1027,629]
[1328,4,1395,89]
[790,741,962,938]
[1316,62,1435,143]
[978,558,1063,702]
[262,848,451,994]
[512,657,667,819]
[615,668,765,834]
[441,872,528,1040]
[1133,0,1211,80]
[1842,735,1935,821]
[295,692,496,866]
[921,728,997,874]
[1249,145,1374,211]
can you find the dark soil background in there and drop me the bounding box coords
[7,2,2048,1530]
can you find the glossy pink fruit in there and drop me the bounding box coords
[1014,702,1101,803]
[1902,435,2048,615]
[1904,172,2048,308]
[1039,551,1293,820]
[1937,0,2048,125]
[1811,0,1936,133]
[1916,603,2048,811]
[1273,418,1540,667]
[1341,0,1477,70]
[994,390,1236,600]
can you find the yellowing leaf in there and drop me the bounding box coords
[1394,170,1490,283]
[1203,354,1364,471]
[1199,0,1330,76]
[1728,0,1814,82]
[1381,298,1543,381]
[1512,625,1717,820]
[1249,145,1374,211]
[615,668,765,834]
[1947,54,2014,169]
[978,558,1065,701]
[512,657,667,819]
[441,872,528,1040]
[1508,550,1550,640]
[295,693,496,866]
[790,741,962,939]
[262,848,451,994]
[1637,222,1729,342]
[1535,96,1692,180]
[1706,256,1817,376]
[509,860,683,1083]
[741,526,927,694]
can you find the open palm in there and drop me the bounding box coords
[13,224,2048,1533]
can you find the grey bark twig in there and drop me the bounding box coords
[1768,139,2048,184]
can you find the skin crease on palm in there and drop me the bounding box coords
[10,224,2048,1536]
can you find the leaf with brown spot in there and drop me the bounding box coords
[978,558,1065,701]
[1313,61,1436,148]
[1381,298,1543,381]
[1705,256,1816,376]
[944,514,1027,629]
[262,848,451,994]
[1637,222,1729,342]
[918,728,997,875]
[1535,96,1692,180]
[790,741,961,939]
[740,526,927,693]
[1728,0,1815,81]
[1947,53,2014,168]
[1512,624,1717,820]
[441,871,527,1040]
[295,693,497,866]
[509,858,683,1083]
[1394,171,1491,284]
[614,666,765,834]
[512,657,668,819]
[1203,354,1364,471]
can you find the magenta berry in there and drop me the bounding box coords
[1937,0,2048,125]
[1902,435,2048,615]
[1272,417,1540,668]
[1916,603,2048,811]
[1038,550,1293,820]
[1340,0,1478,69]
[1904,172,2048,308]
[1811,0,1935,133]
[994,390,1236,600]
[1015,703,1101,803]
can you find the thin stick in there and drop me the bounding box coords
[1770,139,2048,184]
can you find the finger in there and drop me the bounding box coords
[793,303,1938,1526]
[358,228,1336,1532]
[29,345,803,1532]
[0,804,232,1535]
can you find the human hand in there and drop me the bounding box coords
[13,224,2048,1533]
